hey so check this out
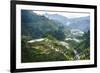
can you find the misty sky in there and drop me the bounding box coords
[33,11,90,18]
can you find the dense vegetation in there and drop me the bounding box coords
[21,10,90,63]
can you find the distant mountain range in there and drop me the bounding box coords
[21,10,90,40]
[44,13,69,25]
[44,13,90,32]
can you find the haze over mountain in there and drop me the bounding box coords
[44,13,69,25]
[69,16,90,32]
[44,13,90,32]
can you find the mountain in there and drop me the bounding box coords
[69,16,90,32]
[44,13,90,32]
[21,10,90,62]
[21,10,60,39]
[21,10,90,41]
[44,13,69,26]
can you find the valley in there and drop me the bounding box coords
[21,10,90,63]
